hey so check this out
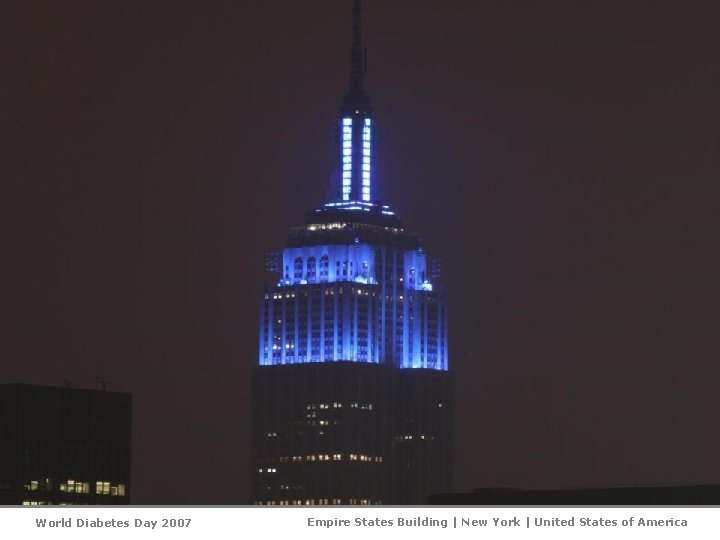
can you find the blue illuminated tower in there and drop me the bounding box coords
[252,0,453,505]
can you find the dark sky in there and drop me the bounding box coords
[4,1,719,503]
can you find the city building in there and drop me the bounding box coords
[428,485,720,505]
[251,0,453,505]
[0,383,132,505]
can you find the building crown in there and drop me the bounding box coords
[312,0,400,227]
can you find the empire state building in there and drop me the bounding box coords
[251,0,453,505]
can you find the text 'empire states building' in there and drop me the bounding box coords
[251,0,453,505]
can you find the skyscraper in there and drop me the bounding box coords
[251,0,453,505]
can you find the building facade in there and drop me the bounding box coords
[251,0,453,505]
[0,384,132,505]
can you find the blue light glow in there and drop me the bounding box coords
[262,107,449,371]
[342,118,353,201]
[261,242,448,371]
[325,201,374,207]
[319,200,397,217]
[337,115,374,203]
[362,119,371,201]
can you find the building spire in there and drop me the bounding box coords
[344,0,369,109]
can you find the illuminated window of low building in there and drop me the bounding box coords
[60,479,89,494]
[96,481,110,495]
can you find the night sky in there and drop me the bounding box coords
[5,1,719,503]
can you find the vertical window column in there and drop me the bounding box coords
[341,118,353,200]
[362,119,371,201]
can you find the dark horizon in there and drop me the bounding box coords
[4,0,719,503]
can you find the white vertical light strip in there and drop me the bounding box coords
[342,118,353,201]
[362,119,371,201]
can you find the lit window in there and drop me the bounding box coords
[117,484,125,496]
